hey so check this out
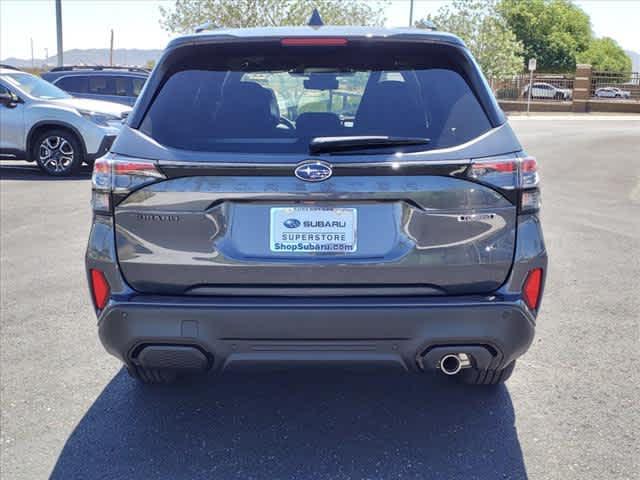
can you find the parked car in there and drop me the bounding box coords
[42,66,149,106]
[594,86,631,99]
[86,20,547,386]
[522,81,572,100]
[0,67,130,175]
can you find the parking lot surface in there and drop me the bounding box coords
[1,118,639,479]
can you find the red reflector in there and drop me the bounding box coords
[281,37,348,46]
[522,268,543,310]
[90,269,110,309]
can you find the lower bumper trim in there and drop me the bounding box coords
[98,296,535,373]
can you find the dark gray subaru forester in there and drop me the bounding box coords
[86,23,547,385]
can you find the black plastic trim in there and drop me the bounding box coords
[87,135,117,161]
[0,148,27,159]
[159,161,470,179]
[97,295,536,373]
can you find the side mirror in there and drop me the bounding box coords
[0,91,20,107]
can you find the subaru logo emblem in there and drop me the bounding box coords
[294,160,332,182]
[283,218,301,229]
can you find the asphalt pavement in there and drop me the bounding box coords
[1,118,638,479]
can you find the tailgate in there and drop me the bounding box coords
[114,170,516,295]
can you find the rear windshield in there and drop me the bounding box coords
[140,41,492,154]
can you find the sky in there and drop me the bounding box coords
[1,0,639,61]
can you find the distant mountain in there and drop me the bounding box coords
[1,48,163,68]
[625,50,640,72]
[6,46,638,73]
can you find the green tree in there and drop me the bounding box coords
[577,37,632,73]
[497,0,592,72]
[159,0,386,33]
[417,0,524,78]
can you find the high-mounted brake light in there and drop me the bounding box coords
[281,38,348,46]
[522,268,543,310]
[91,153,165,214]
[90,269,110,310]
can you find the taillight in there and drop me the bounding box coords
[522,268,543,310]
[468,155,540,213]
[90,269,110,310]
[91,153,165,214]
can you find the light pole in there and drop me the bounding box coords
[109,29,114,66]
[409,0,414,27]
[56,0,63,66]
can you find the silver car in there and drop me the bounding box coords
[594,87,631,99]
[86,23,547,386]
[522,81,572,100]
[0,67,130,176]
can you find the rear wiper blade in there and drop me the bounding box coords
[309,136,430,154]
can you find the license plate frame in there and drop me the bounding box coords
[270,207,357,254]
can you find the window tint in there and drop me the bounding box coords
[88,76,115,95]
[114,76,133,96]
[132,77,145,96]
[140,43,492,154]
[56,76,88,94]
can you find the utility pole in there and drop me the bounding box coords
[109,29,114,66]
[409,0,414,27]
[30,38,34,68]
[55,0,63,66]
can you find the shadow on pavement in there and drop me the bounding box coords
[0,163,92,180]
[50,368,527,479]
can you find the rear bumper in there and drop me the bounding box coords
[98,295,536,373]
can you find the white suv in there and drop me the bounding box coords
[0,67,130,176]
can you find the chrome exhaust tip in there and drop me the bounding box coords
[439,353,471,375]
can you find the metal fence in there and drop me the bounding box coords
[591,71,640,101]
[492,74,574,102]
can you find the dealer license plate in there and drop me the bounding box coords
[270,207,357,253]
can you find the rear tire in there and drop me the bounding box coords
[460,360,516,385]
[32,128,84,176]
[127,365,177,384]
